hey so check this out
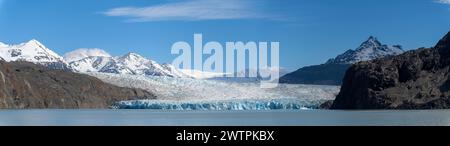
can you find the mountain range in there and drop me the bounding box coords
[68,52,190,78]
[279,36,405,85]
[1,37,405,86]
[0,40,287,81]
[0,40,196,78]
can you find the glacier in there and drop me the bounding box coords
[112,99,326,110]
[87,72,340,110]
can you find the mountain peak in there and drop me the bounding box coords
[357,36,382,51]
[436,31,450,51]
[367,36,377,41]
[326,36,404,64]
[119,52,150,64]
[123,52,143,58]
[0,39,69,70]
[24,39,44,47]
[28,39,40,43]
[436,31,450,64]
[366,36,380,44]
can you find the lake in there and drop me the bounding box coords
[0,110,449,126]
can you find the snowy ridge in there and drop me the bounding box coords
[161,63,192,78]
[87,72,340,110]
[0,41,190,78]
[70,52,191,78]
[0,39,70,70]
[0,39,65,63]
[326,36,404,64]
[0,40,285,79]
[209,67,289,83]
[68,56,113,72]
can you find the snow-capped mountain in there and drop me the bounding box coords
[205,67,289,83]
[235,67,289,78]
[68,52,190,78]
[67,56,113,72]
[1,40,286,80]
[0,39,70,70]
[326,36,404,64]
[281,36,404,85]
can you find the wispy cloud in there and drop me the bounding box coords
[102,0,279,22]
[64,48,111,62]
[436,0,450,4]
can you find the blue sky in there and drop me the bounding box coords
[1,0,450,71]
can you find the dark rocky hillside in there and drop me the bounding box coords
[0,61,156,108]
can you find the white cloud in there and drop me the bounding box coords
[64,48,111,62]
[102,0,275,22]
[436,0,450,4]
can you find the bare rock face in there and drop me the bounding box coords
[331,31,450,109]
[0,61,156,108]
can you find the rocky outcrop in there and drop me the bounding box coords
[331,31,450,109]
[319,100,334,109]
[0,61,156,108]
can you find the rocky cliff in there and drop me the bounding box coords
[331,31,450,109]
[0,61,156,108]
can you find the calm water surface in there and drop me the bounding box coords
[0,110,449,126]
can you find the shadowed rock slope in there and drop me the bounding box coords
[0,61,156,108]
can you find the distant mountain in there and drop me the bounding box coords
[280,36,405,85]
[1,40,291,80]
[279,64,351,85]
[0,39,71,70]
[0,40,192,78]
[179,69,229,79]
[208,67,289,83]
[66,48,289,80]
[68,52,190,78]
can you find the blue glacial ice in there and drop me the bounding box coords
[87,73,340,110]
[112,99,328,110]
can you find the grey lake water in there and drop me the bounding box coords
[0,110,449,126]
